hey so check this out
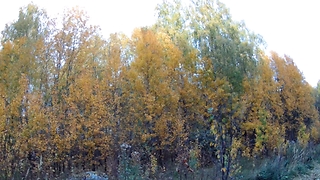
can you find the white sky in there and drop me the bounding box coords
[222,0,320,87]
[1,0,319,87]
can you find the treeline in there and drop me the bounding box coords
[0,1,319,179]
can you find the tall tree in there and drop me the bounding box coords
[242,54,285,156]
[270,52,318,143]
[0,4,53,178]
[1,3,53,97]
[242,52,319,157]
[49,7,107,173]
[155,0,264,93]
[123,28,188,171]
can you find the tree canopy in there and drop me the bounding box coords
[0,1,318,179]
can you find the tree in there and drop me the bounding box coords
[196,55,243,180]
[270,52,318,144]
[99,32,129,176]
[1,2,319,179]
[155,0,264,93]
[242,54,286,156]
[1,3,53,99]
[242,52,319,158]
[0,4,53,178]
[122,28,188,173]
[48,7,108,173]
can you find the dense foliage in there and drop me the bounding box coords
[0,1,319,179]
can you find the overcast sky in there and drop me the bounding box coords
[1,0,319,87]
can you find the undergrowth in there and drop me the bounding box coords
[235,143,320,180]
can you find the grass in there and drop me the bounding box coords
[234,143,320,180]
[13,143,320,180]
